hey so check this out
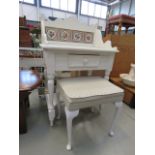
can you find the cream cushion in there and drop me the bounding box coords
[57,77,124,110]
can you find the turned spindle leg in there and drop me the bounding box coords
[118,23,122,35]
[46,79,55,126]
[46,93,55,126]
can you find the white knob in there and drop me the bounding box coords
[83,58,88,64]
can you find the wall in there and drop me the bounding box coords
[111,0,135,16]
[110,0,135,31]
[19,3,107,31]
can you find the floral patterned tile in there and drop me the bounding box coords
[45,27,58,41]
[59,29,71,42]
[72,30,84,42]
[84,32,94,43]
[45,27,94,44]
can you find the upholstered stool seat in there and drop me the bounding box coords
[57,77,124,110]
[56,77,124,150]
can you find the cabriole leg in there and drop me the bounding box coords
[109,101,123,137]
[65,107,79,150]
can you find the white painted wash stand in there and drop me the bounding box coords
[40,18,124,150]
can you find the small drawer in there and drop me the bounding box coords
[68,54,100,68]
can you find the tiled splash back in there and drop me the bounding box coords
[45,27,94,43]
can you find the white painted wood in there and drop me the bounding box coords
[40,42,117,53]
[54,53,115,72]
[68,55,100,68]
[47,79,55,126]
[41,17,96,33]
[41,18,119,126]
[65,107,79,150]
[40,17,118,53]
[58,77,124,149]
[45,93,55,126]
[57,77,123,100]
[109,101,123,137]
[91,105,102,114]
[104,70,111,80]
[55,86,61,120]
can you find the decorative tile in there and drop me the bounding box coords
[84,32,94,43]
[59,29,71,42]
[45,27,58,41]
[72,31,84,42]
[45,27,94,44]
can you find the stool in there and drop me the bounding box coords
[56,77,124,150]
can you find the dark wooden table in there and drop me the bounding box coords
[106,14,135,35]
[19,70,42,134]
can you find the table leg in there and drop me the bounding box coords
[25,96,30,108]
[129,95,135,109]
[19,100,27,134]
[46,79,55,126]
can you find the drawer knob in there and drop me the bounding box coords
[83,58,88,64]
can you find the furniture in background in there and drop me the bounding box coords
[103,14,135,78]
[19,47,45,97]
[110,77,135,108]
[19,16,26,27]
[41,18,124,150]
[105,14,135,35]
[103,15,135,108]
[19,16,41,48]
[19,26,33,47]
[103,34,135,77]
[19,90,31,134]
[19,47,44,68]
[19,70,42,134]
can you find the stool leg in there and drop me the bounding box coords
[109,101,123,137]
[56,88,61,119]
[91,104,101,114]
[65,107,79,150]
